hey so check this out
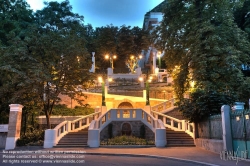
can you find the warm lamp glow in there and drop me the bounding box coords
[105,55,109,59]
[139,77,143,82]
[157,52,161,58]
[108,77,113,82]
[98,76,103,83]
[113,55,117,59]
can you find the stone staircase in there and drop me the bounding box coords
[55,128,88,147]
[166,127,195,147]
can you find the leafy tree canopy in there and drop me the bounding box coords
[158,0,250,121]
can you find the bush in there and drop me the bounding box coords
[178,89,236,122]
[16,129,45,146]
[40,104,94,116]
[100,135,154,145]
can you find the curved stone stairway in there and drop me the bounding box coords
[55,128,88,147]
[166,127,195,147]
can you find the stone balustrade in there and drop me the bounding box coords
[88,108,166,147]
[151,110,195,138]
[43,110,101,148]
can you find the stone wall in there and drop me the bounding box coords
[0,133,7,148]
[59,93,165,110]
[197,115,222,140]
[100,121,154,141]
[195,138,223,154]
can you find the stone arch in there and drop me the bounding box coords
[121,122,132,136]
[162,74,168,82]
[117,102,133,109]
[116,99,134,108]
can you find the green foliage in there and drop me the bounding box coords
[100,135,154,145]
[158,0,250,119]
[87,25,150,71]
[0,111,8,124]
[178,89,236,122]
[16,128,44,146]
[40,104,94,116]
[0,0,94,129]
[140,125,145,139]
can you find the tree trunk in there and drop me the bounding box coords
[45,111,51,129]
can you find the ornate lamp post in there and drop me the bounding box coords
[139,71,152,106]
[105,54,117,69]
[126,54,142,73]
[98,76,106,106]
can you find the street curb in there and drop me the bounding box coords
[84,152,219,166]
[99,145,155,148]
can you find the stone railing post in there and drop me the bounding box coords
[5,104,23,150]
[144,105,151,115]
[221,105,233,151]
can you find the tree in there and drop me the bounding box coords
[159,0,250,120]
[94,25,119,71]
[0,0,35,124]
[0,0,93,128]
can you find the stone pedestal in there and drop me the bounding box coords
[5,104,23,150]
[101,106,107,115]
[221,105,233,151]
[144,105,151,114]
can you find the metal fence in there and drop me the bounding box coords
[231,110,250,140]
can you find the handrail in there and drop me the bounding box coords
[44,111,101,148]
[93,108,163,133]
[151,98,175,113]
[151,110,195,138]
[0,124,9,132]
[87,108,167,147]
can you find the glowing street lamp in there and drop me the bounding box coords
[139,72,151,106]
[105,54,117,69]
[98,76,106,106]
[126,55,143,73]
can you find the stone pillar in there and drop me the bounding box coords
[101,106,107,115]
[143,90,146,99]
[43,129,56,148]
[135,67,142,76]
[5,104,23,150]
[144,105,151,115]
[89,52,95,73]
[155,128,166,147]
[104,86,108,96]
[221,105,233,151]
[140,80,145,88]
[107,68,113,75]
[153,52,156,74]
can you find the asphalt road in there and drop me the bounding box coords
[0,153,210,166]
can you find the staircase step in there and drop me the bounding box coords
[165,127,195,147]
[55,128,89,147]
[167,144,195,147]
[57,143,88,145]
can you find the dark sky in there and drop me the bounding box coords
[26,0,164,28]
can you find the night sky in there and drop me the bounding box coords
[25,0,164,28]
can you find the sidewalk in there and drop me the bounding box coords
[6,146,249,166]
